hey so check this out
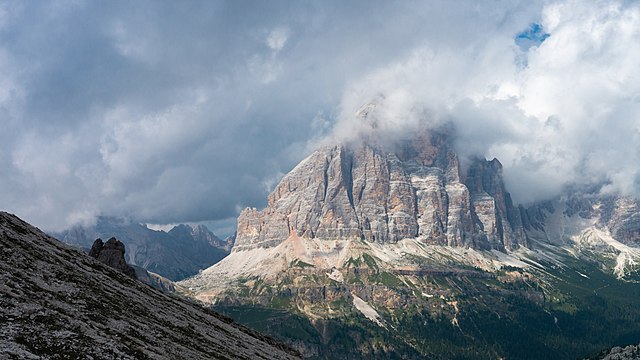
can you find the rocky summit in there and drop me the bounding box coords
[180,107,640,359]
[0,211,299,360]
[235,126,526,252]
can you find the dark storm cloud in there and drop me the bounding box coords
[7,1,636,232]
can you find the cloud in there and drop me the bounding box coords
[331,0,640,204]
[1,0,636,234]
[1,0,416,231]
[266,27,289,52]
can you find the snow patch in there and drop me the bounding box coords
[327,269,344,283]
[352,295,385,327]
[576,271,590,279]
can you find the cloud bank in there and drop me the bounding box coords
[0,0,637,232]
[332,0,640,204]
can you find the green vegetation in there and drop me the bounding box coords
[290,259,316,269]
[217,249,640,359]
[269,294,291,308]
[361,253,379,269]
[369,271,404,287]
[344,256,362,267]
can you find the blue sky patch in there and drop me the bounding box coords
[515,23,550,51]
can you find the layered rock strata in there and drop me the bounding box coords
[235,127,528,252]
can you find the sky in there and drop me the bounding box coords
[0,0,638,236]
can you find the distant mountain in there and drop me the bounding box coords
[180,104,640,359]
[0,211,299,359]
[87,236,177,293]
[168,224,234,252]
[53,217,232,281]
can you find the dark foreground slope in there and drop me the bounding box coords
[0,212,299,360]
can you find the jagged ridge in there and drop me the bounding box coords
[235,127,527,252]
[54,217,232,281]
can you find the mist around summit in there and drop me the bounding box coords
[330,0,640,205]
[0,0,638,238]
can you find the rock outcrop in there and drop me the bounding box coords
[235,126,527,252]
[89,237,137,278]
[88,236,178,293]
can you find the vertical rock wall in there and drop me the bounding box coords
[234,127,528,252]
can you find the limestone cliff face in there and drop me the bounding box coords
[463,158,528,249]
[235,127,528,252]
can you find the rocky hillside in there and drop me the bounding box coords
[54,217,231,281]
[0,211,299,359]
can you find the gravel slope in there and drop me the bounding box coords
[0,211,299,360]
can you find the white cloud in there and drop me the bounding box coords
[331,0,640,203]
[247,27,291,84]
[3,0,638,233]
[247,54,282,84]
[266,27,289,52]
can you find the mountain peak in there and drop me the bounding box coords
[234,126,526,252]
[355,101,379,125]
